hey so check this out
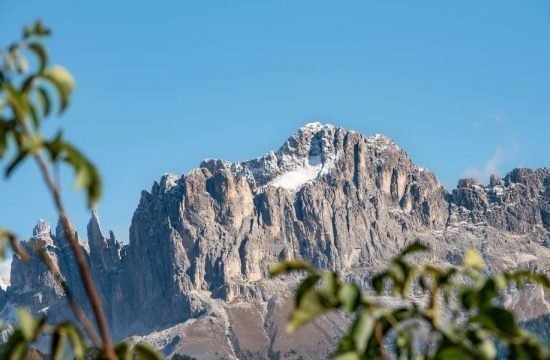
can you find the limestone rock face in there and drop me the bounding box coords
[1,123,548,359]
[451,168,550,233]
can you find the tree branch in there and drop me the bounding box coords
[33,154,116,360]
[36,245,102,347]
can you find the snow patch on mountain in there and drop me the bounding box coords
[267,156,323,190]
[261,123,337,190]
[200,123,412,192]
[201,122,339,191]
[0,277,9,291]
[366,133,401,151]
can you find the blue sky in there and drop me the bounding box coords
[0,1,549,246]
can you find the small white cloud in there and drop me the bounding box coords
[474,110,508,127]
[463,146,506,183]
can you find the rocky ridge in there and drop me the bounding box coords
[0,123,548,359]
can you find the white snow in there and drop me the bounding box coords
[0,277,9,291]
[199,124,409,193]
[264,143,336,191]
[0,258,11,286]
[492,185,505,196]
[366,133,401,151]
[302,121,325,131]
[161,173,179,191]
[268,162,323,190]
[219,123,339,191]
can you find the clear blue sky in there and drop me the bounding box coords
[1,1,549,243]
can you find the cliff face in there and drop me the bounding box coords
[1,123,549,359]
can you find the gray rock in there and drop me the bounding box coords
[2,123,548,358]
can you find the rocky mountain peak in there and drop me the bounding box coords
[87,210,104,245]
[32,220,51,238]
[200,122,341,191]
[1,124,548,359]
[200,123,411,193]
[30,219,55,248]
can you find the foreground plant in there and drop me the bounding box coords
[0,21,162,359]
[271,243,549,359]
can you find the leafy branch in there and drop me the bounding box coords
[0,20,125,360]
[271,243,549,359]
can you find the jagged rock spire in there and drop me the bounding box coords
[31,219,54,247]
[32,219,51,237]
[54,216,77,248]
[87,209,107,250]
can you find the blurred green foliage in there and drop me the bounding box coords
[0,20,162,360]
[0,20,101,211]
[272,243,550,359]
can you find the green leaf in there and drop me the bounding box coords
[396,329,415,360]
[287,290,328,333]
[114,342,133,360]
[338,282,362,312]
[321,271,340,299]
[463,249,485,270]
[51,330,67,360]
[473,307,518,338]
[335,332,355,355]
[15,55,28,74]
[21,74,36,93]
[510,271,550,288]
[133,342,164,360]
[27,42,48,72]
[486,307,518,337]
[42,65,74,114]
[435,346,473,360]
[53,323,85,360]
[513,334,548,360]
[45,131,64,160]
[476,338,497,360]
[0,125,7,158]
[11,342,28,360]
[61,141,102,207]
[36,86,51,117]
[4,83,26,120]
[352,312,375,354]
[5,149,30,178]
[0,330,27,360]
[295,273,320,306]
[388,262,406,285]
[372,273,386,294]
[493,273,508,290]
[399,241,429,257]
[6,53,16,73]
[269,259,312,277]
[17,308,37,340]
[476,279,498,310]
[332,352,361,360]
[461,288,478,310]
[33,20,48,35]
[26,101,40,129]
[23,25,32,39]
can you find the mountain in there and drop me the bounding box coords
[1,123,548,359]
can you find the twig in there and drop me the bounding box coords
[33,154,116,360]
[374,320,387,360]
[36,245,102,347]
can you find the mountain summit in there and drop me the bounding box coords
[201,122,403,192]
[1,124,549,359]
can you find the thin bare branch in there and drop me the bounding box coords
[35,244,102,347]
[33,153,116,360]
